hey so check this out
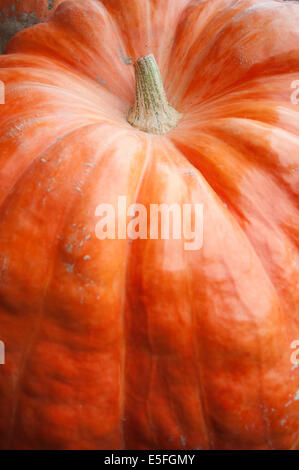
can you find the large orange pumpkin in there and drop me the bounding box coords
[0,0,298,450]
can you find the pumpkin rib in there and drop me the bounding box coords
[172,123,299,240]
[12,83,124,125]
[0,123,116,445]
[160,139,216,447]
[5,139,92,448]
[166,0,263,101]
[121,140,208,448]
[0,117,105,210]
[194,109,299,140]
[177,115,299,142]
[0,59,126,121]
[180,72,299,124]
[100,0,191,68]
[0,122,102,212]
[119,134,153,449]
[171,125,299,350]
[172,116,299,203]
[192,119,299,206]
[170,1,299,108]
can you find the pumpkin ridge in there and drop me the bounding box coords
[1,122,116,448]
[160,140,215,446]
[6,182,81,449]
[119,135,153,449]
[0,122,100,214]
[171,126,299,375]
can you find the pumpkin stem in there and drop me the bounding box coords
[127,54,181,135]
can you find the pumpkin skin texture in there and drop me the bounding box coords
[0,0,299,450]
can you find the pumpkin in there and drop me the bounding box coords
[0,0,298,450]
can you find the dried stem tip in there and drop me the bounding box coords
[127,54,181,135]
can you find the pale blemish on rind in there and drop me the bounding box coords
[285,390,299,407]
[118,50,133,65]
[64,262,75,274]
[0,256,7,281]
[96,75,106,86]
[180,435,187,447]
